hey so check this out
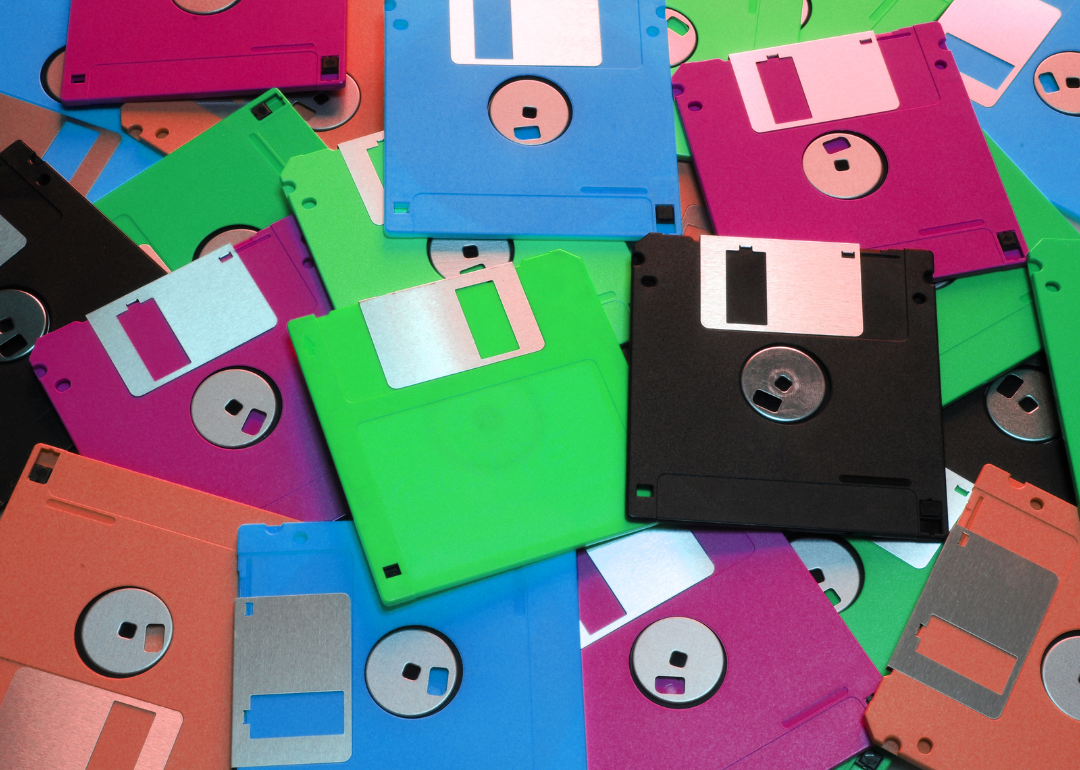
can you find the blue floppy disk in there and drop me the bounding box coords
[940,0,1080,219]
[0,2,160,200]
[231,521,585,769]
[382,0,680,239]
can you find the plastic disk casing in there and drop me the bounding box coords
[60,0,346,105]
[232,521,585,769]
[675,24,1026,280]
[290,249,641,605]
[865,465,1080,768]
[0,141,165,510]
[579,528,881,770]
[31,217,347,522]
[0,446,291,769]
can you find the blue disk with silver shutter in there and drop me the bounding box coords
[231,521,585,769]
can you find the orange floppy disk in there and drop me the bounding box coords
[0,446,291,770]
[865,464,1080,768]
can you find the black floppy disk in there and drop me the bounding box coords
[627,233,947,539]
[0,140,166,509]
[944,355,1076,505]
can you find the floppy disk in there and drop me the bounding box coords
[666,0,804,157]
[0,140,165,511]
[0,2,161,200]
[0,446,291,769]
[281,137,633,342]
[940,0,1080,219]
[96,90,325,270]
[382,0,680,239]
[675,24,1025,279]
[290,250,640,605]
[627,233,947,538]
[119,0,384,155]
[798,0,950,43]
[936,133,1079,404]
[944,357,1076,504]
[61,0,346,105]
[232,521,584,769]
[31,217,347,523]
[1028,240,1080,495]
[579,528,881,770]
[678,160,713,240]
[864,466,1080,768]
[789,469,974,770]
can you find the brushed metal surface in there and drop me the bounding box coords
[0,289,48,361]
[232,593,352,767]
[1042,635,1080,719]
[790,538,862,612]
[630,617,726,707]
[365,628,461,718]
[449,0,602,67]
[581,529,714,648]
[0,666,181,770]
[986,367,1060,442]
[79,588,174,677]
[190,368,279,448]
[0,212,27,267]
[360,262,544,389]
[741,346,827,422]
[429,239,512,278]
[89,245,276,397]
[340,132,385,226]
[889,527,1057,718]
[700,236,863,337]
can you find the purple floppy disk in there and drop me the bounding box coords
[31,217,347,522]
[579,528,880,770]
[674,24,1026,279]
[60,0,346,105]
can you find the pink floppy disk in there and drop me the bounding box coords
[578,528,881,770]
[30,217,347,522]
[60,0,346,105]
[674,24,1026,279]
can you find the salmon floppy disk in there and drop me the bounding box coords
[674,23,1025,279]
[31,217,347,522]
[0,446,291,769]
[579,528,881,770]
[864,465,1080,768]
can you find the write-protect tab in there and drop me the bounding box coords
[88,245,276,397]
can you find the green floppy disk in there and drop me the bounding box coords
[1029,240,1080,494]
[281,136,633,343]
[667,0,804,158]
[798,0,951,42]
[96,90,325,270]
[792,474,972,770]
[289,249,643,605]
[937,134,1080,405]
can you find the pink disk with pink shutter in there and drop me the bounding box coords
[578,528,881,770]
[30,217,348,522]
[674,23,1027,279]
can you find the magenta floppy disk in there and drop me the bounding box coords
[31,217,347,522]
[674,23,1025,279]
[579,528,881,770]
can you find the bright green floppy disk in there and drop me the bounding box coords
[937,135,1080,405]
[289,249,642,605]
[1029,240,1080,494]
[791,473,973,770]
[666,0,803,158]
[281,134,633,343]
[96,90,325,270]
[797,0,951,42]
